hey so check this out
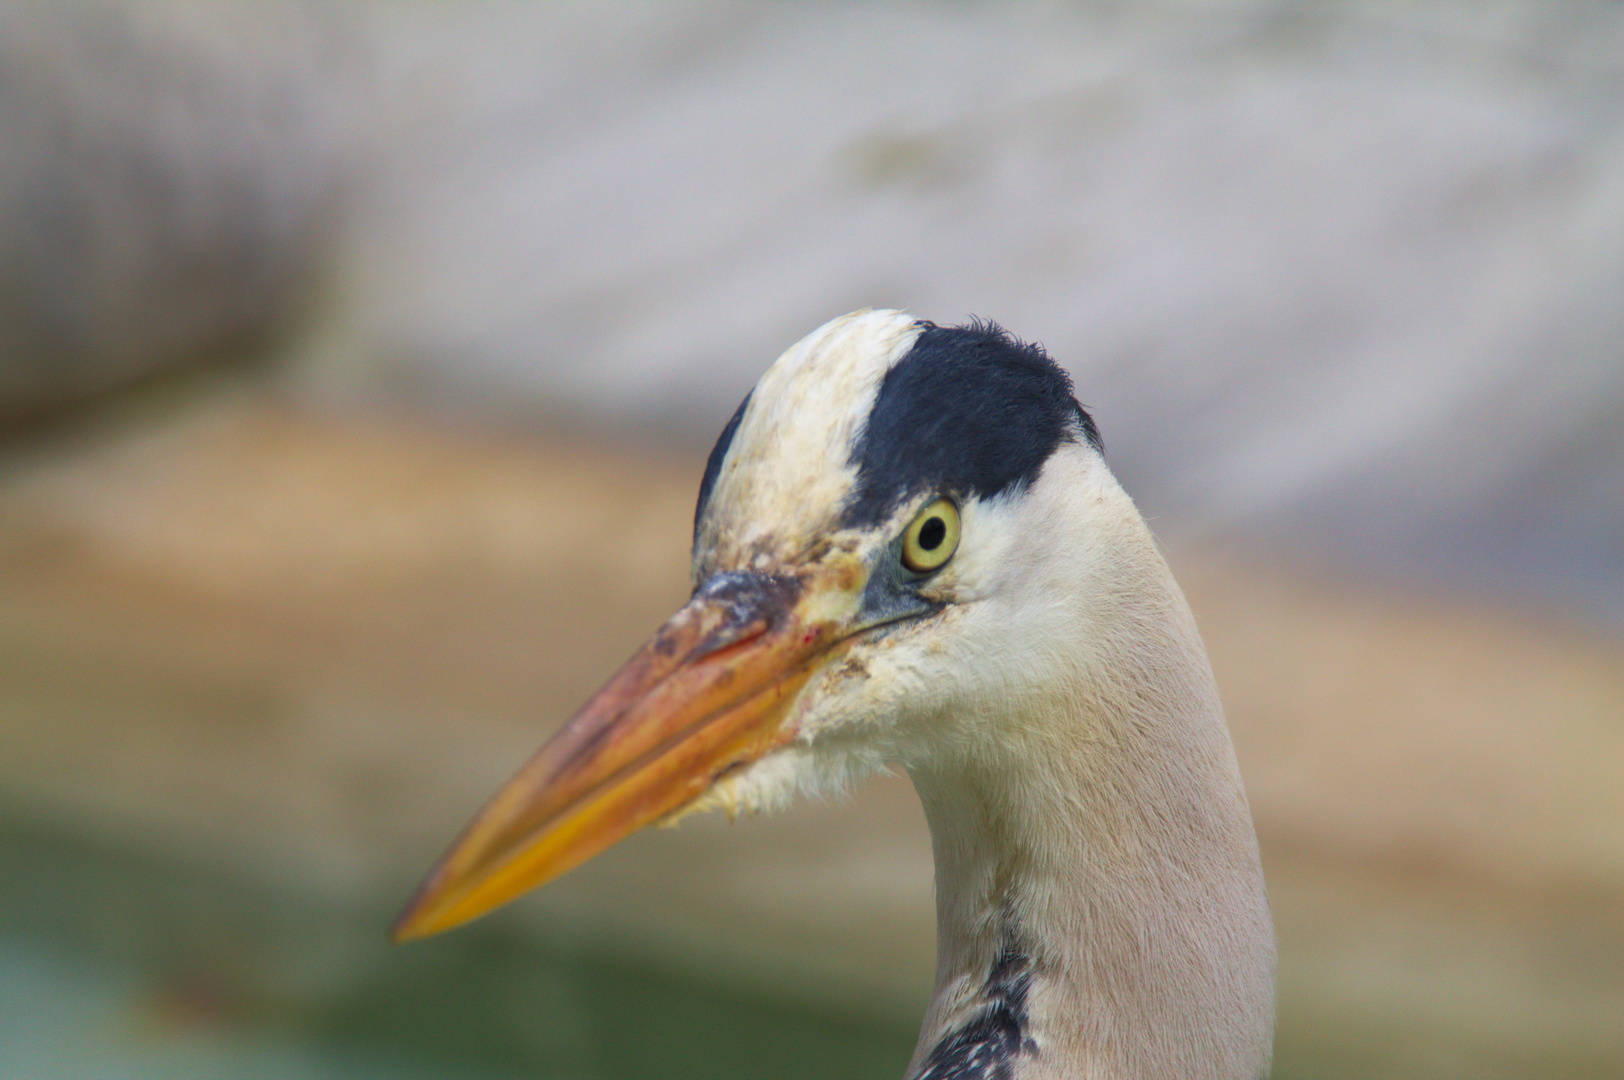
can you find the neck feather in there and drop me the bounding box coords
[904,532,1274,1080]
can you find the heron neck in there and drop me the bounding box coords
[904,567,1275,1080]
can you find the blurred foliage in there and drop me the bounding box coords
[0,815,916,1080]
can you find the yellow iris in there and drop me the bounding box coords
[901,498,960,574]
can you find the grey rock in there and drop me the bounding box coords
[0,2,348,419]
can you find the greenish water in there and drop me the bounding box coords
[0,820,917,1080]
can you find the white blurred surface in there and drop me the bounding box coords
[306,2,1624,625]
[3,1,1620,623]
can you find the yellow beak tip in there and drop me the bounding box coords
[388,889,469,945]
[388,908,433,945]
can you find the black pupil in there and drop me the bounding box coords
[918,516,946,551]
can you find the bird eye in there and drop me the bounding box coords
[901,498,960,574]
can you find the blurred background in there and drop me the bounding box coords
[1,2,1621,1077]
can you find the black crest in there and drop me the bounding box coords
[844,320,1098,527]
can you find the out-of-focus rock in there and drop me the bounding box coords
[1,2,1617,622]
[0,2,347,421]
[311,2,1624,629]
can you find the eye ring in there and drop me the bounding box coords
[901,498,960,574]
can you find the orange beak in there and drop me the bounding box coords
[390,570,855,943]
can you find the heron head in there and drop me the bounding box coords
[392,309,1107,942]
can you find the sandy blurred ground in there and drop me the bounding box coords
[1,381,1619,1078]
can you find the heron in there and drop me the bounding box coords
[392,310,1275,1079]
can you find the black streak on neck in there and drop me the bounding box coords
[910,935,1039,1080]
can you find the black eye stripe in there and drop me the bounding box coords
[693,391,751,541]
[843,320,1100,527]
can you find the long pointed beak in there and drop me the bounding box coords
[391,570,854,943]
